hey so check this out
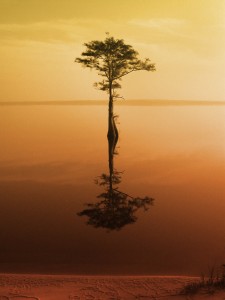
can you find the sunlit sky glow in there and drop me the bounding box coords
[0,0,225,101]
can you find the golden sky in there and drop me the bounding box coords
[0,0,225,101]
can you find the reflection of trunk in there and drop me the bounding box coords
[108,132,117,192]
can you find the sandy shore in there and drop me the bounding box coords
[0,273,225,300]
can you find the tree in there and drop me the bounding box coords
[75,35,156,139]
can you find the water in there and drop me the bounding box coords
[0,102,224,275]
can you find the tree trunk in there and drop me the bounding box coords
[107,93,118,141]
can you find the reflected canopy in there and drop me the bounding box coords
[78,126,154,230]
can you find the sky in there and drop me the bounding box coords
[0,0,225,102]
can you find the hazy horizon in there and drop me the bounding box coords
[0,99,225,108]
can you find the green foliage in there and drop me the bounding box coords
[75,35,156,99]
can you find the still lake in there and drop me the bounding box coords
[0,101,224,275]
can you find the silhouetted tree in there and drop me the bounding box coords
[75,34,156,139]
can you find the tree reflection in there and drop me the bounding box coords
[78,129,154,231]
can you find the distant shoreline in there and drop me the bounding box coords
[0,100,225,106]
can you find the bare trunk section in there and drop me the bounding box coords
[107,85,118,141]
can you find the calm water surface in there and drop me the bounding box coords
[0,103,224,275]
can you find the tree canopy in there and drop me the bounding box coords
[75,35,156,100]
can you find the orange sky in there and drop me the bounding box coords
[0,0,225,102]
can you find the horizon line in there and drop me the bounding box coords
[1,99,225,106]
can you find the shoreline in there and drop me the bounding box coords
[0,273,198,299]
[0,272,200,278]
[0,273,224,300]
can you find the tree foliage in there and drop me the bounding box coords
[75,35,156,99]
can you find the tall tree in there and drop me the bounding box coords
[75,35,156,139]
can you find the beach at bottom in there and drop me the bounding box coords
[0,273,225,300]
